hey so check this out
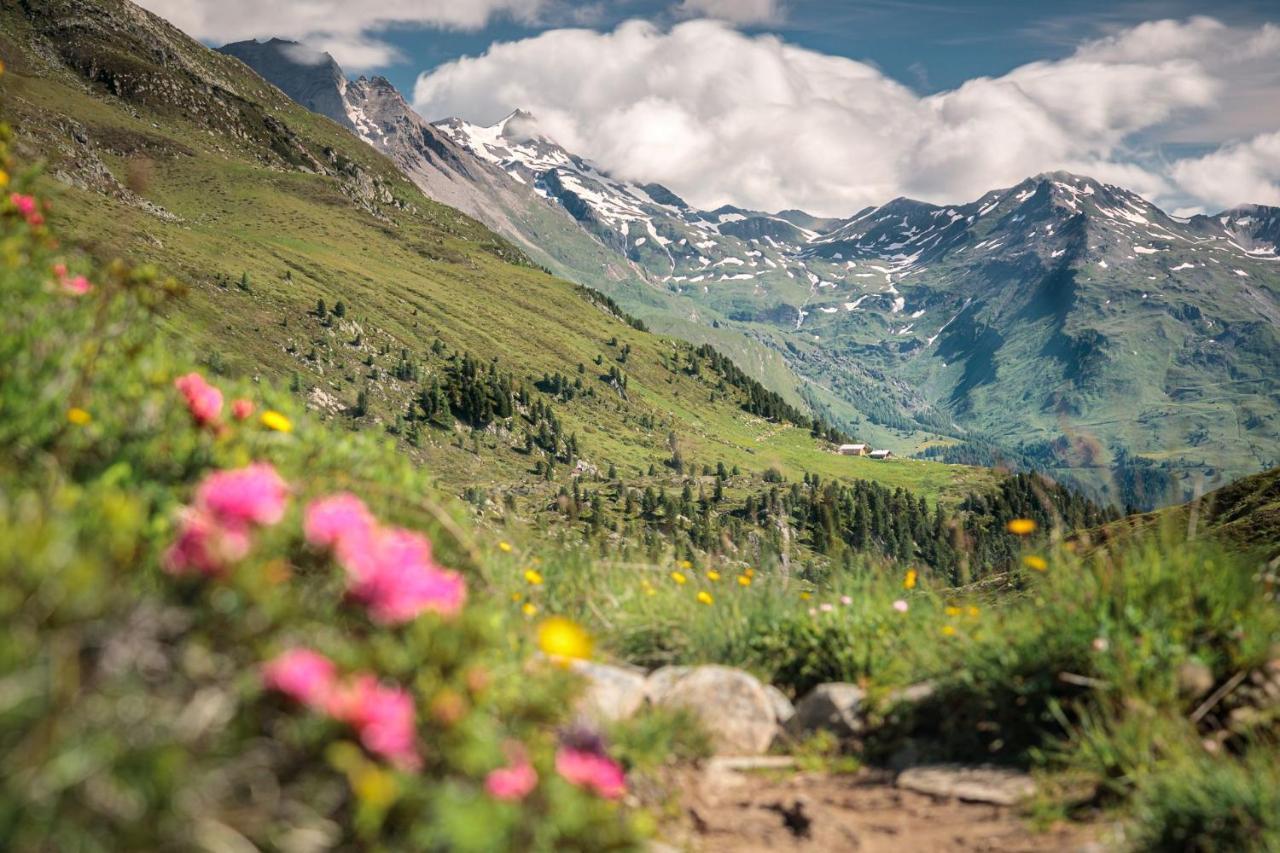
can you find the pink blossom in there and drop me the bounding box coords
[304,493,376,553]
[263,649,337,709]
[555,747,626,799]
[62,275,92,295]
[328,675,421,770]
[306,494,467,625]
[163,508,251,576]
[892,599,909,613]
[174,372,223,426]
[231,398,254,420]
[349,528,467,625]
[195,463,289,527]
[1092,637,1110,653]
[819,603,834,613]
[486,748,538,801]
[840,595,853,606]
[10,193,42,225]
[10,193,35,216]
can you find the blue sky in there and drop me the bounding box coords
[366,0,1279,101]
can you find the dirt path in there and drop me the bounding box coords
[661,765,1107,852]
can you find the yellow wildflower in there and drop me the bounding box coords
[744,568,755,578]
[696,591,714,606]
[537,616,591,661]
[1007,518,1038,536]
[524,568,544,585]
[510,592,523,602]
[670,571,687,585]
[904,569,918,590]
[737,574,751,587]
[522,602,538,617]
[799,591,811,601]
[0,169,8,189]
[66,407,92,426]
[499,541,513,553]
[941,625,956,637]
[967,606,981,618]
[707,570,721,582]
[260,410,293,433]
[945,606,962,617]
[1023,555,1048,571]
[679,559,693,570]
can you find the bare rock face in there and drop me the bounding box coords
[786,683,866,739]
[570,660,648,723]
[896,765,1036,806]
[648,665,778,755]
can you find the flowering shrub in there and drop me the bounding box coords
[0,105,640,850]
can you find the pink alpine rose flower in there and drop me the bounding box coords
[174,372,223,426]
[347,528,467,624]
[262,649,337,709]
[231,398,254,420]
[9,193,43,225]
[62,275,92,295]
[328,675,421,770]
[892,599,909,613]
[486,754,538,802]
[555,747,626,799]
[304,493,376,553]
[195,463,289,527]
[163,508,251,577]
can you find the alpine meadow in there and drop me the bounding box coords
[1,0,1278,850]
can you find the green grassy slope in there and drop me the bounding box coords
[1095,465,1280,559]
[0,0,992,523]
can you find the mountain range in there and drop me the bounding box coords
[214,39,1280,505]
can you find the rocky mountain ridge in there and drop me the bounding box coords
[218,39,1280,503]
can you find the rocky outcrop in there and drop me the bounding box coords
[571,660,648,723]
[647,665,779,755]
[786,683,866,739]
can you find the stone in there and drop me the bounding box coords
[896,764,1036,806]
[644,665,693,703]
[648,665,779,755]
[1176,661,1215,700]
[571,660,648,722]
[764,684,796,724]
[786,683,866,739]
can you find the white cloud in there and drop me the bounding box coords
[133,0,546,69]
[412,16,1280,215]
[1171,131,1280,209]
[674,0,784,25]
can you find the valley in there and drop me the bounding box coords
[218,38,1279,508]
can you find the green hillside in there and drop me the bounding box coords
[1094,465,1280,559]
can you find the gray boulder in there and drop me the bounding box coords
[644,665,693,703]
[571,660,648,722]
[648,665,778,754]
[764,684,796,725]
[787,683,866,739]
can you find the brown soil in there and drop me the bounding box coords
[662,767,1108,852]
